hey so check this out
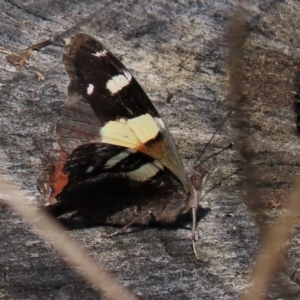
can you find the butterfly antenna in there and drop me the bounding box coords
[195,96,244,166]
[196,142,234,167]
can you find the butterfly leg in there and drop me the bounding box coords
[191,188,201,261]
[102,211,152,238]
[191,207,201,261]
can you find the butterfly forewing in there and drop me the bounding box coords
[58,33,189,190]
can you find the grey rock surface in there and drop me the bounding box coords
[1,0,300,299]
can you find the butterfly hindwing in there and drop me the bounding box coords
[45,143,187,224]
[62,143,167,188]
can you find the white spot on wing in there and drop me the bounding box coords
[92,50,107,57]
[86,166,94,173]
[87,83,94,95]
[100,113,160,148]
[106,70,132,95]
[104,149,136,169]
[127,162,160,180]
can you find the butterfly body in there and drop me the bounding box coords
[39,34,207,256]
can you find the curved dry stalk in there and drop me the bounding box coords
[242,182,300,300]
[0,174,138,300]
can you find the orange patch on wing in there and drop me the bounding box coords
[135,140,161,160]
[141,138,172,168]
[135,143,148,153]
[40,151,69,203]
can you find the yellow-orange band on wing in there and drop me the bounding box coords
[100,113,160,149]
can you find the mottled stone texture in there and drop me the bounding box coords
[1,1,300,299]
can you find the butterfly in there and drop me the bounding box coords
[39,33,208,259]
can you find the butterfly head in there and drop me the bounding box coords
[188,163,210,192]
